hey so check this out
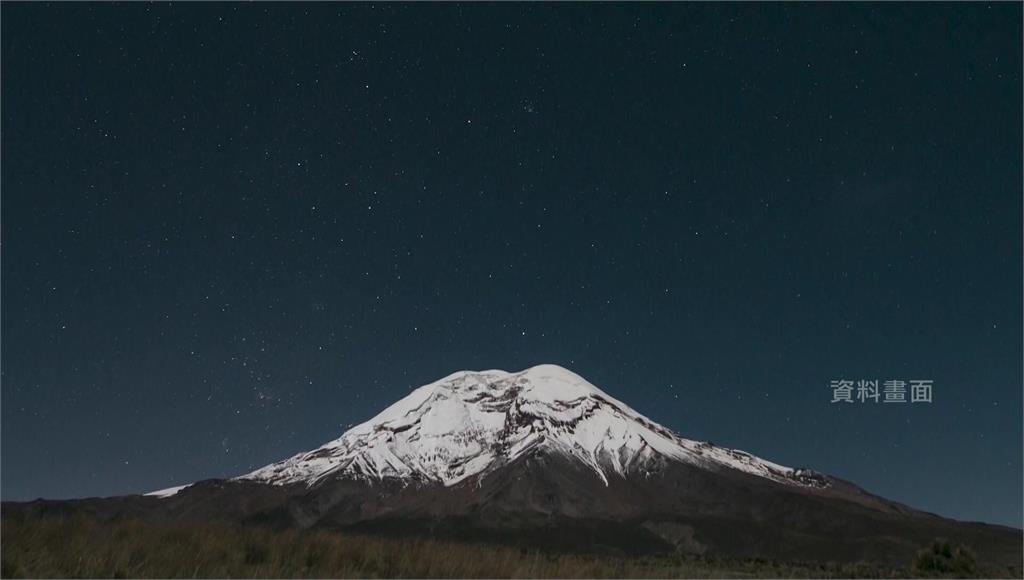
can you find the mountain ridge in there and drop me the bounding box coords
[152,364,830,494]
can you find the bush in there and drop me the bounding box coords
[913,539,977,577]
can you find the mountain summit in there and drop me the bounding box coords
[239,364,826,489]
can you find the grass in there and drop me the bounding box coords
[0,513,1011,578]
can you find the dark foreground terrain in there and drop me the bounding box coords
[2,511,1021,579]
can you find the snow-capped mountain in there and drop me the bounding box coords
[119,364,1021,566]
[238,364,827,490]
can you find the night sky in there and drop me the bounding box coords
[2,4,1021,527]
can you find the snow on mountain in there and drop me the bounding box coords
[238,364,829,490]
[144,484,192,498]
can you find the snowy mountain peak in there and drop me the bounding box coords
[239,365,829,490]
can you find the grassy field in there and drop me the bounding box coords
[0,513,1012,578]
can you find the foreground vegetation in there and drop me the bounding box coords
[0,513,1015,578]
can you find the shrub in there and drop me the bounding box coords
[913,539,977,577]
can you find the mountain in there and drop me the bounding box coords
[9,365,1022,567]
[235,364,829,490]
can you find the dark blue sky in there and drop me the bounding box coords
[2,4,1021,527]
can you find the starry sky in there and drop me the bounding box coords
[2,4,1021,527]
